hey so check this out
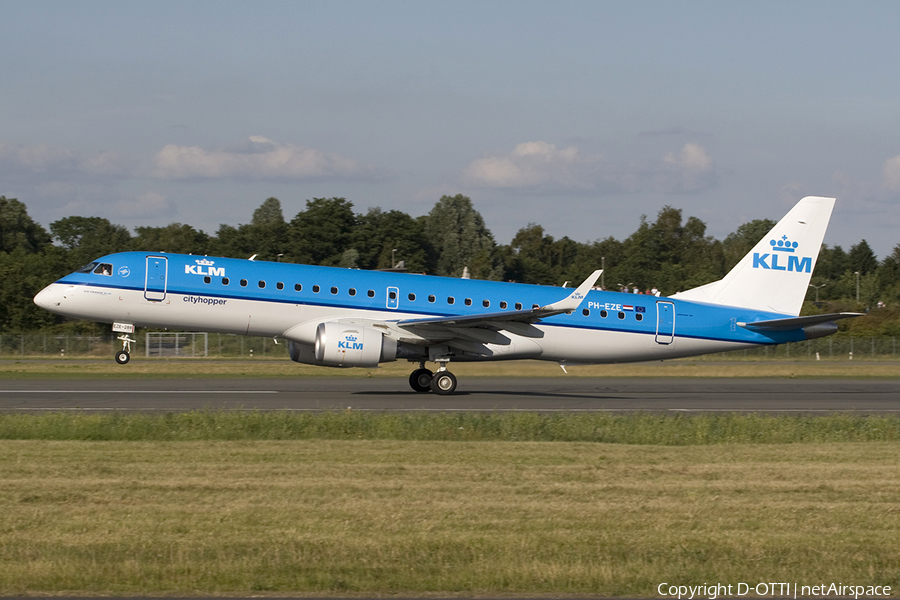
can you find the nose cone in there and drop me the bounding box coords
[34,284,65,312]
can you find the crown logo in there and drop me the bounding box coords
[345,335,358,342]
[769,235,797,253]
[195,259,215,266]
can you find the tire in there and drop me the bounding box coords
[115,351,130,365]
[409,368,433,393]
[429,371,457,395]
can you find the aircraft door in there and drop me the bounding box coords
[386,286,399,310]
[655,301,675,345]
[144,256,168,301]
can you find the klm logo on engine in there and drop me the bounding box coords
[185,258,225,277]
[752,235,812,273]
[338,334,363,351]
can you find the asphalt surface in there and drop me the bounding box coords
[0,377,898,413]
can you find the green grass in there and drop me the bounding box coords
[1,439,898,596]
[2,411,900,444]
[3,412,899,595]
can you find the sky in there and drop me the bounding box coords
[2,1,900,257]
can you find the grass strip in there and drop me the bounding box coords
[0,439,898,595]
[2,411,900,444]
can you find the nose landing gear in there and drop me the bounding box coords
[115,334,134,364]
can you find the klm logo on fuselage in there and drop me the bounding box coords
[338,334,363,351]
[185,258,224,277]
[752,235,812,273]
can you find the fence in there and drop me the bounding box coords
[697,335,899,361]
[0,331,898,360]
[0,332,288,359]
[145,332,209,358]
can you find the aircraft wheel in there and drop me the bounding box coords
[115,351,131,365]
[430,370,457,395]
[409,368,433,393]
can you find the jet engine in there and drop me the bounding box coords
[289,322,397,368]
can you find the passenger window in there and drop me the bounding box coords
[367,289,375,298]
[447,296,455,305]
[515,302,523,310]
[618,312,625,320]
[532,304,540,309]
[294,283,302,291]
[465,298,472,306]
[222,277,230,285]
[276,282,284,290]
[482,299,490,308]
[258,280,266,289]
[349,288,357,296]
[331,286,338,294]
[240,279,248,287]
[408,293,416,301]
[93,263,113,276]
[428,295,435,303]
[600,310,608,318]
[583,308,590,316]
[636,313,643,321]
[500,301,507,309]
[203,276,211,284]
[313,285,320,293]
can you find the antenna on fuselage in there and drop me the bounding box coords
[248,254,258,261]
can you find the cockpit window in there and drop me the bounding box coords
[93,263,113,276]
[76,262,98,274]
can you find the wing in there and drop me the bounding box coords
[388,270,603,354]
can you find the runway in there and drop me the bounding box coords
[0,377,898,413]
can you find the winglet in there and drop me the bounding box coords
[540,270,602,313]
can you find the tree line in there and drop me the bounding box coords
[1,194,898,334]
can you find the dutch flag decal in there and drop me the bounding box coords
[623,305,634,311]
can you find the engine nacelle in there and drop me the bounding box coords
[288,340,318,365]
[295,322,397,368]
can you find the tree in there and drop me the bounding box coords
[248,197,289,261]
[133,223,210,255]
[0,246,68,330]
[50,216,132,269]
[505,224,555,284]
[352,207,431,272]
[211,197,288,261]
[288,198,356,265]
[722,218,776,271]
[423,194,501,279]
[814,245,850,283]
[0,196,51,253]
[877,245,900,306]
[613,206,723,294]
[848,239,878,275]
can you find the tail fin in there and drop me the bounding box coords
[673,196,835,315]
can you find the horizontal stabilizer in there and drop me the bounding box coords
[738,312,864,331]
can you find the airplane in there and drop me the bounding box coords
[33,196,862,395]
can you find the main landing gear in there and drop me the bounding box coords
[115,334,134,365]
[408,359,458,395]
